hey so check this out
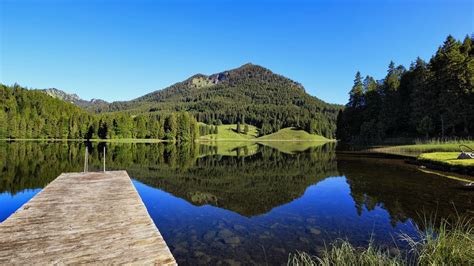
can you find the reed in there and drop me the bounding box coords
[288,216,474,265]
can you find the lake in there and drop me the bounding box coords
[0,141,472,265]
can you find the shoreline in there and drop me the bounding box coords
[0,138,169,143]
[0,138,337,143]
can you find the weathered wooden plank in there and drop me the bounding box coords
[0,171,176,265]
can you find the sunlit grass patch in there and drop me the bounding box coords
[258,128,330,141]
[418,152,474,167]
[373,141,474,157]
[198,125,331,142]
[199,124,259,140]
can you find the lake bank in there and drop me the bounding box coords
[366,142,474,177]
[0,138,169,143]
[369,141,474,157]
[416,152,474,177]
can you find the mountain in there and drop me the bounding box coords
[103,63,342,138]
[23,64,341,138]
[40,88,109,112]
[41,88,81,103]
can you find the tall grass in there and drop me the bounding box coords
[400,215,474,265]
[414,137,473,145]
[288,240,403,266]
[371,140,474,156]
[288,216,474,265]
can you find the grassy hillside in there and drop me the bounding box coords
[199,124,259,140]
[198,124,332,142]
[257,127,330,141]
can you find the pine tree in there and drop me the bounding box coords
[378,62,405,137]
[260,120,272,136]
[164,113,177,140]
[409,58,431,133]
[430,35,466,136]
[348,71,364,108]
[176,112,191,142]
[343,71,366,138]
[0,109,6,138]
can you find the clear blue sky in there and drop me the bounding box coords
[1,0,472,104]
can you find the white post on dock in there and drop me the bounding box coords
[103,146,106,172]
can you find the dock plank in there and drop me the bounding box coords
[0,171,176,265]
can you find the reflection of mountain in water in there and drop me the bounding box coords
[0,141,338,217]
[133,144,338,217]
[338,154,474,227]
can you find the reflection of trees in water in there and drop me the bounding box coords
[2,142,471,224]
[338,154,474,227]
[0,141,338,217]
[2,142,470,225]
[0,142,195,194]
[132,143,339,217]
[0,142,86,194]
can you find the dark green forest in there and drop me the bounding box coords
[337,35,473,144]
[96,64,341,138]
[0,84,200,141]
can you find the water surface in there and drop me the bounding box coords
[0,141,472,265]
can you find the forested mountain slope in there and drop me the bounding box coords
[102,64,341,138]
[0,84,200,141]
[0,84,96,139]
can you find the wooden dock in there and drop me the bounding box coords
[0,171,176,265]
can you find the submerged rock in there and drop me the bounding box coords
[217,229,234,239]
[270,223,282,229]
[298,236,310,243]
[203,230,217,240]
[224,236,241,245]
[194,251,212,264]
[233,224,246,231]
[307,227,321,235]
[223,258,241,266]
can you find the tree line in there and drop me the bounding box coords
[337,35,473,144]
[0,84,200,141]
